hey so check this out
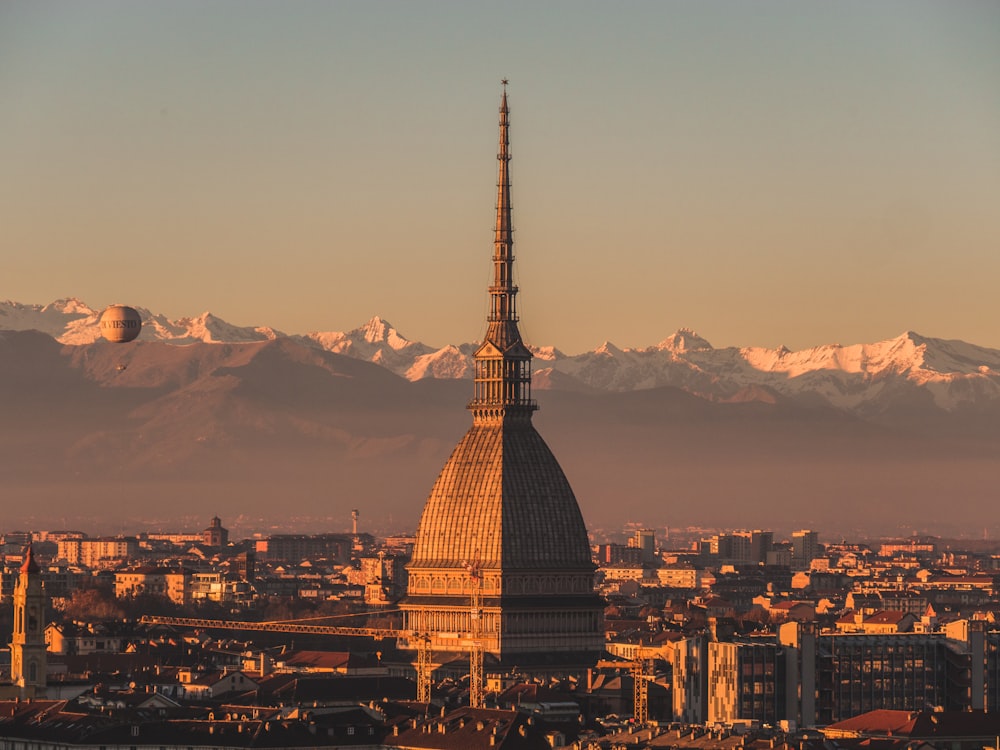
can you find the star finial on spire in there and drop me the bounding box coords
[502,78,508,89]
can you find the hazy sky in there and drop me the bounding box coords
[3,1,999,354]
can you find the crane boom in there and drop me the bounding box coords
[140,615,434,702]
[140,615,401,638]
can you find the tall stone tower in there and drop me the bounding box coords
[10,545,47,697]
[401,83,604,670]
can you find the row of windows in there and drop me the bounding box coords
[406,608,600,636]
[410,573,590,596]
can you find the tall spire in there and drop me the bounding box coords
[470,81,537,425]
[494,80,512,264]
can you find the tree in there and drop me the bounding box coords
[62,586,124,621]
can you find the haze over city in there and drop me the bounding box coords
[4,1,1000,355]
[3,2,1000,539]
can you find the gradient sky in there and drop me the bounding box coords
[3,1,999,354]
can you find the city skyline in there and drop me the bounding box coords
[5,6,1000,729]
[4,2,1000,355]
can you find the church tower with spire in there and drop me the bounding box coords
[401,83,604,670]
[10,545,48,697]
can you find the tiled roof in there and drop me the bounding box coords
[826,709,919,735]
[0,699,382,747]
[281,650,352,670]
[265,675,417,703]
[391,706,548,749]
[865,610,910,625]
[825,708,1000,740]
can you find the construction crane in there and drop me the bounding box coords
[414,632,432,703]
[627,645,662,724]
[631,656,650,724]
[592,654,655,724]
[139,615,435,702]
[464,559,485,709]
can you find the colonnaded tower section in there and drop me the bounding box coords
[401,84,604,669]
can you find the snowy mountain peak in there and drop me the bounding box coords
[657,328,713,353]
[352,316,415,351]
[42,297,96,316]
[530,345,565,361]
[0,298,98,339]
[406,344,472,380]
[894,329,924,347]
[359,316,394,343]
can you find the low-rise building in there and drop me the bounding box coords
[115,566,189,605]
[657,566,698,589]
[45,621,125,656]
[834,609,917,634]
[58,537,139,569]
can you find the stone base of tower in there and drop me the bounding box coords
[401,592,605,671]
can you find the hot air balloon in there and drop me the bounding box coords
[98,304,142,343]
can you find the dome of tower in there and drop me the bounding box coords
[411,423,592,571]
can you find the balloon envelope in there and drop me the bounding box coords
[99,305,142,343]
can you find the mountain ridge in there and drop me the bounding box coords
[2,325,999,535]
[5,298,1000,416]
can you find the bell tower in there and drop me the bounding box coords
[11,545,47,697]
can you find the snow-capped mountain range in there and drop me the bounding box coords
[5,297,1000,414]
[0,298,285,345]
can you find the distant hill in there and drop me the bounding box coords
[3,300,1000,538]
